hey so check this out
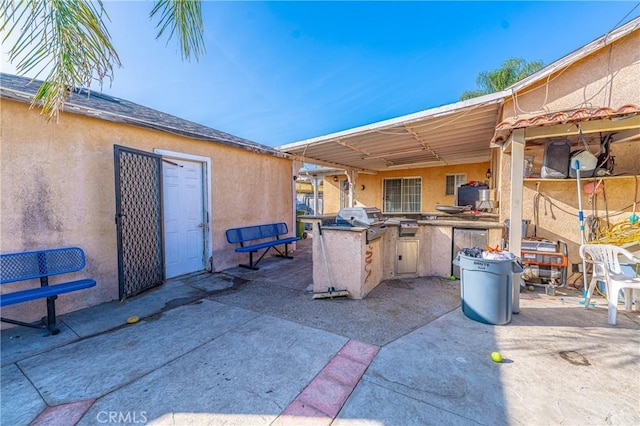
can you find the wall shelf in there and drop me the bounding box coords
[524,174,639,182]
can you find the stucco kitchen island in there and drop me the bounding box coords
[302,214,504,299]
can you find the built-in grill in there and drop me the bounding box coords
[398,219,419,237]
[336,207,387,243]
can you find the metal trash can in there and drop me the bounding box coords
[453,253,523,325]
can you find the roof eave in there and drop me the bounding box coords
[1,86,291,161]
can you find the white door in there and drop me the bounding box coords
[163,158,206,278]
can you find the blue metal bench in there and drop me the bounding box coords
[225,223,299,270]
[0,247,96,335]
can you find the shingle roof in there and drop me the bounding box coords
[0,73,287,159]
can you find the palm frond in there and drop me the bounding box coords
[459,90,487,101]
[462,57,544,100]
[1,0,121,120]
[150,0,205,62]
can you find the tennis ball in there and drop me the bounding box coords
[527,285,535,291]
[491,352,503,363]
[449,275,456,281]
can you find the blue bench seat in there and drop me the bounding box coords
[0,247,96,335]
[0,279,96,307]
[234,236,299,253]
[226,223,299,270]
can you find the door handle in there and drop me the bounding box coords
[198,223,205,228]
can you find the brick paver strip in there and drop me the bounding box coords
[321,354,368,387]
[297,373,353,417]
[275,400,333,426]
[30,399,95,426]
[276,339,380,423]
[339,339,379,365]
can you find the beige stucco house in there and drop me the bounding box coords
[278,18,639,302]
[1,73,296,326]
[492,18,640,283]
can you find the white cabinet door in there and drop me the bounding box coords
[396,240,419,274]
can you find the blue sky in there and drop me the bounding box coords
[2,1,639,146]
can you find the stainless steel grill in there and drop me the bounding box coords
[336,207,387,243]
[398,219,419,237]
[336,207,383,226]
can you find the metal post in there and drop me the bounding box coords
[509,129,526,314]
[312,177,320,215]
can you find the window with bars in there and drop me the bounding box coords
[383,178,421,213]
[445,174,466,196]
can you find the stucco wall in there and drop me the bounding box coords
[499,141,639,267]
[322,162,490,214]
[502,30,640,119]
[1,99,293,325]
[496,29,640,277]
[311,226,385,299]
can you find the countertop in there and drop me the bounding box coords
[300,214,504,230]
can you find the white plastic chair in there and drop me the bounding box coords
[579,244,640,325]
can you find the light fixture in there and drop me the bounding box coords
[486,169,492,179]
[360,184,366,191]
[333,175,338,182]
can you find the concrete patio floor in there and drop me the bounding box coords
[2,237,639,425]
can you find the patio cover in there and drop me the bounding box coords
[279,18,639,173]
[277,91,507,173]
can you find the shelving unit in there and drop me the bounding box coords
[524,174,639,183]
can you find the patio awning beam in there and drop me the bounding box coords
[386,160,447,170]
[404,125,443,163]
[277,92,505,172]
[292,154,375,174]
[336,138,374,157]
[363,147,428,160]
[523,115,640,140]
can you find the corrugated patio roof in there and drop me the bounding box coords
[277,91,506,173]
[0,73,288,159]
[278,17,640,172]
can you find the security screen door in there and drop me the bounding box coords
[114,145,165,299]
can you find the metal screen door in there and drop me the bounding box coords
[114,145,165,299]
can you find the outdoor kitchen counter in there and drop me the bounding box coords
[300,215,505,299]
[304,220,385,299]
[381,219,504,279]
[416,219,504,229]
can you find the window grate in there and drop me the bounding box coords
[384,178,421,213]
